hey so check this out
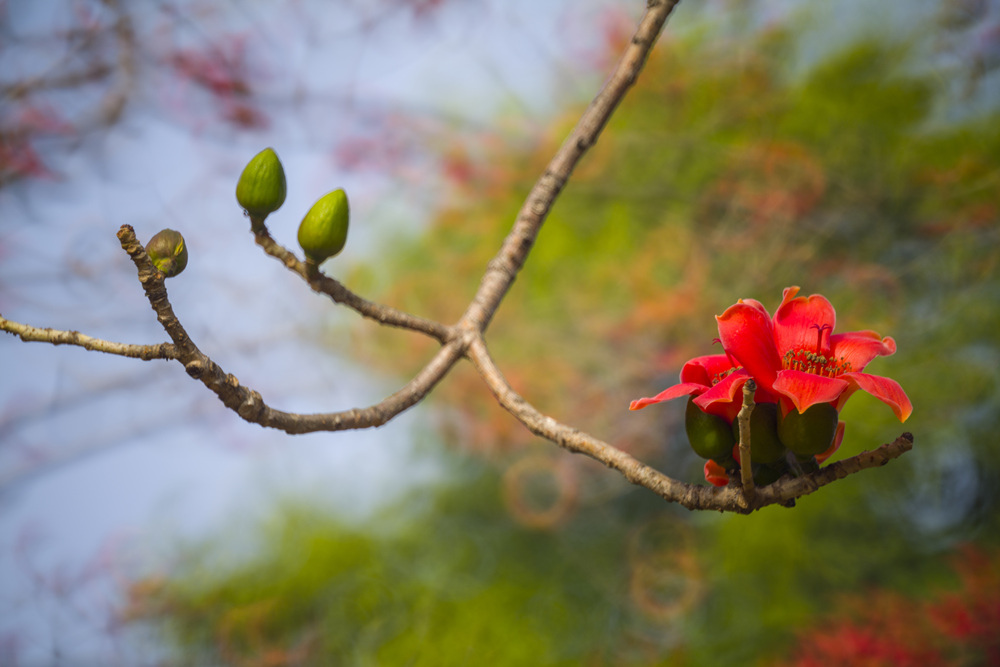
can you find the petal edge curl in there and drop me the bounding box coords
[841,372,913,422]
[629,382,707,411]
[829,331,897,373]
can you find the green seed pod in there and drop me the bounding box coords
[715,454,738,471]
[685,398,736,461]
[298,189,349,264]
[731,401,786,464]
[236,148,287,218]
[146,229,188,278]
[753,460,787,487]
[778,402,839,458]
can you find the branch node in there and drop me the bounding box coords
[237,390,265,420]
[184,359,206,379]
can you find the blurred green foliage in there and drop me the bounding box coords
[127,6,1000,665]
[125,460,698,665]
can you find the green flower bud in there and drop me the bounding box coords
[236,148,286,218]
[685,398,736,461]
[146,229,188,278]
[778,402,839,458]
[298,189,349,264]
[731,401,786,464]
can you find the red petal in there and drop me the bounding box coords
[739,298,771,318]
[679,354,737,386]
[772,370,848,414]
[717,301,781,390]
[693,370,750,421]
[840,372,913,422]
[629,382,707,411]
[773,289,836,357]
[778,286,801,307]
[829,331,897,373]
[704,460,729,486]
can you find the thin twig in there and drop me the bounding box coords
[116,224,465,434]
[465,335,720,509]
[736,379,756,501]
[0,316,179,361]
[250,225,453,343]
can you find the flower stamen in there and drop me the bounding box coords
[710,367,740,385]
[810,323,833,354]
[782,348,852,378]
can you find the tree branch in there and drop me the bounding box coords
[249,225,453,343]
[116,224,465,434]
[736,380,756,500]
[459,0,682,332]
[0,316,179,361]
[467,334,913,513]
[752,433,914,508]
[465,335,720,509]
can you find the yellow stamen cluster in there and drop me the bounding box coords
[711,367,741,385]
[782,349,852,377]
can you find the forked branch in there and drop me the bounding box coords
[0,0,914,512]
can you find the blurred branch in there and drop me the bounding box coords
[0,0,136,123]
[0,0,137,186]
[99,0,138,126]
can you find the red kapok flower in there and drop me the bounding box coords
[717,286,912,421]
[630,286,909,487]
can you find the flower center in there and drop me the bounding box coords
[711,338,743,384]
[782,349,851,377]
[711,366,740,385]
[782,325,852,377]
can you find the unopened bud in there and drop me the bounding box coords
[298,188,349,264]
[146,229,188,278]
[236,148,287,219]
